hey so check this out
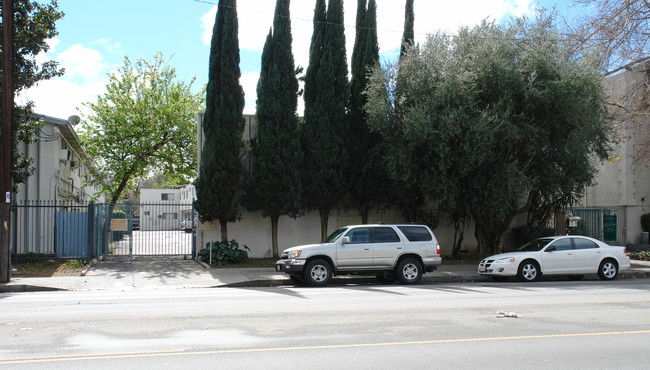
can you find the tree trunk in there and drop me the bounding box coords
[219,219,228,242]
[474,214,515,256]
[319,207,330,242]
[359,207,369,225]
[452,220,465,258]
[271,214,279,259]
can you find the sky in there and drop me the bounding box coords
[20,0,572,120]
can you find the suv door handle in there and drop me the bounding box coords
[364,247,370,250]
[397,246,403,249]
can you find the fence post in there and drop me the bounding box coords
[87,202,95,260]
[191,203,196,260]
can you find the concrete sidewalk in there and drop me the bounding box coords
[2,257,650,293]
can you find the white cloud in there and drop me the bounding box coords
[241,71,260,115]
[94,38,123,53]
[18,43,112,118]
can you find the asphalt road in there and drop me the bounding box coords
[1,279,650,369]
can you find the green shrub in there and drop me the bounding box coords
[199,240,250,266]
[511,226,556,248]
[641,213,650,233]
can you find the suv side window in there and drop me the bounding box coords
[346,228,371,244]
[397,226,432,242]
[372,227,401,243]
[573,238,599,250]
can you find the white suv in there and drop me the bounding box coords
[276,224,442,286]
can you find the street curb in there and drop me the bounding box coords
[217,271,650,288]
[0,285,67,293]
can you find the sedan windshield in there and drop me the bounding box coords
[517,238,554,252]
[324,228,348,243]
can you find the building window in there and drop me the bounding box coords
[144,211,150,216]
[161,193,174,201]
[162,213,178,220]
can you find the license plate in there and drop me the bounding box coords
[479,266,486,273]
[275,265,282,272]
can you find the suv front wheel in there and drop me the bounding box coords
[396,257,423,284]
[304,259,332,287]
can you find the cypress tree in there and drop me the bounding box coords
[246,0,301,258]
[400,0,415,58]
[303,0,326,115]
[302,0,350,241]
[194,0,245,242]
[395,0,422,222]
[348,0,385,223]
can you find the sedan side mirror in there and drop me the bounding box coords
[342,236,350,245]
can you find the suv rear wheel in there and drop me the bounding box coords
[304,259,332,287]
[396,257,423,284]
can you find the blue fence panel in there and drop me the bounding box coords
[56,211,88,258]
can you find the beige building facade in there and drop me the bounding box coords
[579,64,650,245]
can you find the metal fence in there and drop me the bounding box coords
[11,200,90,258]
[94,202,195,257]
[11,201,196,259]
[555,207,627,246]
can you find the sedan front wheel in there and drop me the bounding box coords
[517,260,540,282]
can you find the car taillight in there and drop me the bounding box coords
[436,244,440,255]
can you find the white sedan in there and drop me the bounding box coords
[478,235,631,282]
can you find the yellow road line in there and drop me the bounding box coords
[2,330,650,364]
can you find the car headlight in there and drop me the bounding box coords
[495,257,515,263]
[287,250,302,259]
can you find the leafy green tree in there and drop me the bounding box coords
[246,0,301,258]
[81,53,204,205]
[194,0,245,242]
[302,0,350,241]
[0,0,64,186]
[366,14,611,255]
[347,0,387,223]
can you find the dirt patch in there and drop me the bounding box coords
[12,260,85,277]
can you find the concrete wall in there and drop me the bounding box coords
[196,208,478,258]
[579,65,650,244]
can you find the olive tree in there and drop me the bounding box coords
[366,14,611,255]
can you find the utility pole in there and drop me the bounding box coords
[1,0,14,283]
